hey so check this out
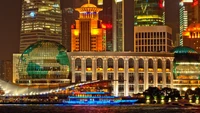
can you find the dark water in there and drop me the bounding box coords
[0,104,199,113]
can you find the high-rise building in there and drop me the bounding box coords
[113,0,134,51]
[134,0,165,26]
[20,0,62,53]
[0,60,12,82]
[71,1,106,51]
[182,23,200,53]
[134,26,173,52]
[62,0,113,51]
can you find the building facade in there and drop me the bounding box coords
[182,23,200,53]
[71,2,106,52]
[0,60,12,82]
[69,52,174,96]
[134,26,173,52]
[20,0,62,53]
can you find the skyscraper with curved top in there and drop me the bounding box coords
[134,0,165,26]
[20,0,62,53]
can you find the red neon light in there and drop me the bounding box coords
[158,0,163,8]
[193,0,198,6]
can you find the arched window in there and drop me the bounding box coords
[118,58,124,68]
[75,58,81,71]
[107,58,113,68]
[138,58,144,68]
[97,58,103,68]
[86,58,92,68]
[129,58,134,68]
[157,59,162,68]
[148,59,153,68]
[166,59,170,69]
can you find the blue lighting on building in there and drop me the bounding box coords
[30,12,35,17]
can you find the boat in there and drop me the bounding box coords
[62,92,138,105]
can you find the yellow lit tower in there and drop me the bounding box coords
[71,0,106,52]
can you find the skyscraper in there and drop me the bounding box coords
[134,0,165,26]
[62,0,113,51]
[20,0,62,53]
[71,1,106,51]
[113,0,134,51]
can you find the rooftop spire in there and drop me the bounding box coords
[88,0,90,4]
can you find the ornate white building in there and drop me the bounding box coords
[68,52,174,96]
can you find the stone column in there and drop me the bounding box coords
[92,57,97,81]
[124,57,129,96]
[170,58,174,88]
[153,58,158,87]
[103,57,108,80]
[144,57,148,90]
[81,57,86,82]
[162,59,166,87]
[114,57,118,96]
[71,57,75,83]
[134,57,139,94]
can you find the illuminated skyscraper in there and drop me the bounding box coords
[182,23,200,53]
[20,0,62,53]
[134,0,165,26]
[113,0,134,51]
[62,0,113,51]
[71,1,106,51]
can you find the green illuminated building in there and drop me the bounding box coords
[18,40,70,85]
[172,46,200,95]
[134,0,165,26]
[20,0,62,53]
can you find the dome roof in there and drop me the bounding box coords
[171,46,197,54]
[81,3,97,8]
[19,40,70,79]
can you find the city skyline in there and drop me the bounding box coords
[0,0,191,60]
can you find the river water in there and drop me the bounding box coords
[0,104,199,113]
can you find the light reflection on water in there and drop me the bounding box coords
[0,104,199,113]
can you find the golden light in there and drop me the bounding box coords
[138,68,144,71]
[157,68,162,72]
[91,29,99,35]
[148,68,153,72]
[74,30,79,36]
[182,87,188,91]
[118,68,124,71]
[128,68,134,71]
[107,68,114,71]
[86,68,92,71]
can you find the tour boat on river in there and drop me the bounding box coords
[62,92,138,105]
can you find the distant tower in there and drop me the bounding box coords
[71,0,106,51]
[20,0,62,53]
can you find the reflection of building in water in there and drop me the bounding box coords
[172,46,200,95]
[68,52,174,96]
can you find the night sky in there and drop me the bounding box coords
[0,0,21,60]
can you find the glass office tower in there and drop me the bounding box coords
[20,0,62,53]
[134,0,165,26]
